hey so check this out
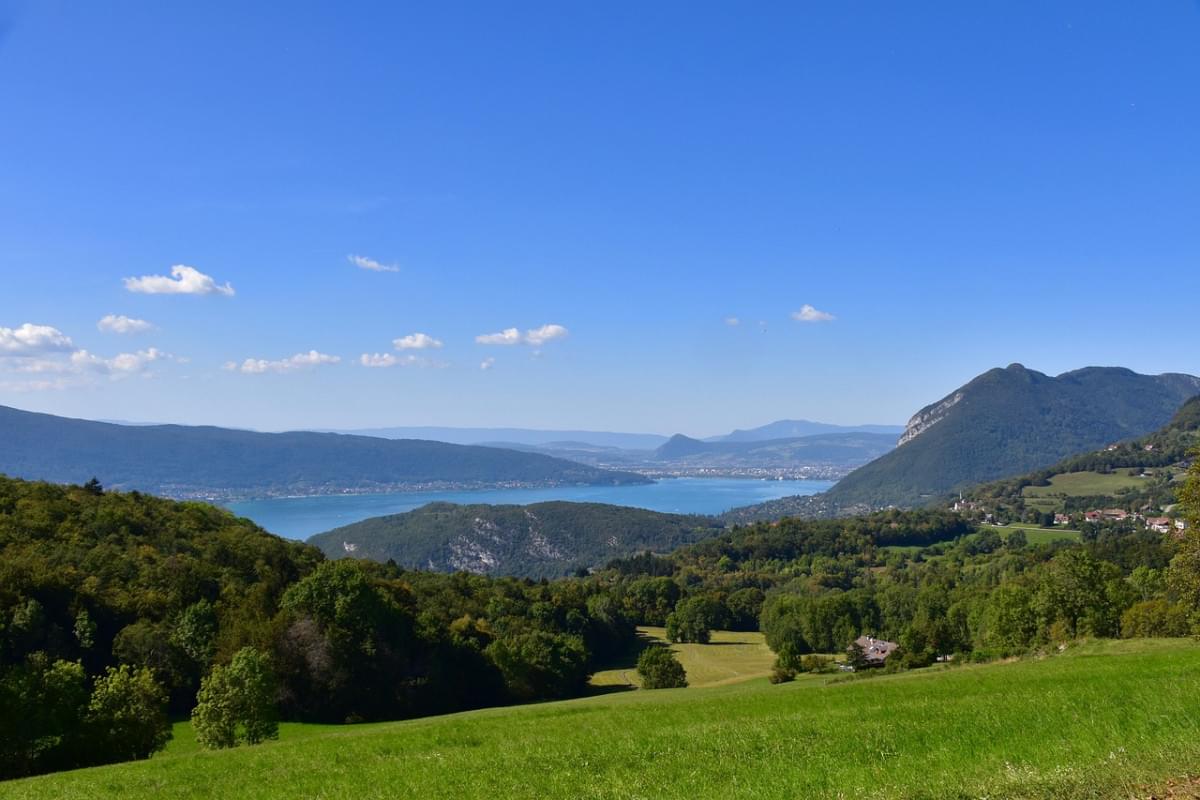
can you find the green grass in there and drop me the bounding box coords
[590,626,777,689]
[1021,470,1149,512]
[5,639,1200,799]
[978,523,1082,545]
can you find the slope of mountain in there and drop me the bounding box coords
[713,419,904,442]
[653,432,897,467]
[960,394,1200,518]
[308,501,723,578]
[825,365,1200,508]
[721,365,1200,520]
[0,405,650,499]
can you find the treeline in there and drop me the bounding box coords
[602,469,1200,672]
[0,476,632,780]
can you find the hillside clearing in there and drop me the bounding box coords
[589,626,777,689]
[5,639,1200,800]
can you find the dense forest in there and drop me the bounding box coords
[0,476,632,779]
[3,451,1198,781]
[309,501,722,578]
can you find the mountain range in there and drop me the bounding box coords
[324,419,902,450]
[0,405,648,499]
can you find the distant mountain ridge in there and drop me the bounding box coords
[653,432,896,466]
[308,501,723,578]
[0,405,649,499]
[320,426,670,450]
[711,420,904,442]
[721,365,1200,520]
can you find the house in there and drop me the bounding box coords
[1085,511,1103,523]
[1146,517,1172,534]
[853,635,899,668]
[1054,513,1071,526]
[1101,508,1129,522]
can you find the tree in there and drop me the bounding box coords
[85,665,172,763]
[665,597,720,644]
[0,655,88,780]
[637,647,687,689]
[845,641,869,671]
[759,594,812,671]
[192,648,279,750]
[485,630,589,702]
[1168,455,1200,623]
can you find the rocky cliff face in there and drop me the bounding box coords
[898,392,964,447]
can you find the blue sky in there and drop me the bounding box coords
[1,1,1198,435]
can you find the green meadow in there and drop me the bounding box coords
[5,638,1200,800]
[590,626,777,689]
[977,523,1082,545]
[1021,470,1151,512]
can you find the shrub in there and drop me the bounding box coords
[800,654,835,674]
[1120,599,1191,638]
[769,663,796,684]
[637,647,687,689]
[192,648,279,750]
[85,665,172,764]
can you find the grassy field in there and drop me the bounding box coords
[590,626,777,689]
[1021,470,1149,512]
[5,639,1200,799]
[978,523,1082,545]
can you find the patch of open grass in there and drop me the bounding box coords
[978,523,1082,545]
[5,639,1200,800]
[1022,465,1152,510]
[590,626,777,689]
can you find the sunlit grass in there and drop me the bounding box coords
[5,639,1200,799]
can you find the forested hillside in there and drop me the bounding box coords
[308,501,723,578]
[0,476,634,779]
[959,395,1200,521]
[724,365,1200,519]
[0,405,648,499]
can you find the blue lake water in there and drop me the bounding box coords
[225,477,833,541]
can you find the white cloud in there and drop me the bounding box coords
[476,324,569,346]
[360,353,399,368]
[71,348,168,375]
[523,324,568,346]
[124,265,235,296]
[475,327,522,346]
[725,316,740,326]
[791,304,836,323]
[480,357,495,371]
[348,254,400,273]
[0,323,74,355]
[227,350,341,374]
[393,332,443,350]
[98,314,155,334]
[360,352,445,369]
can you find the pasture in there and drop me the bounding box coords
[6,639,1200,800]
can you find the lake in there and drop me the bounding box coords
[225,477,833,540]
